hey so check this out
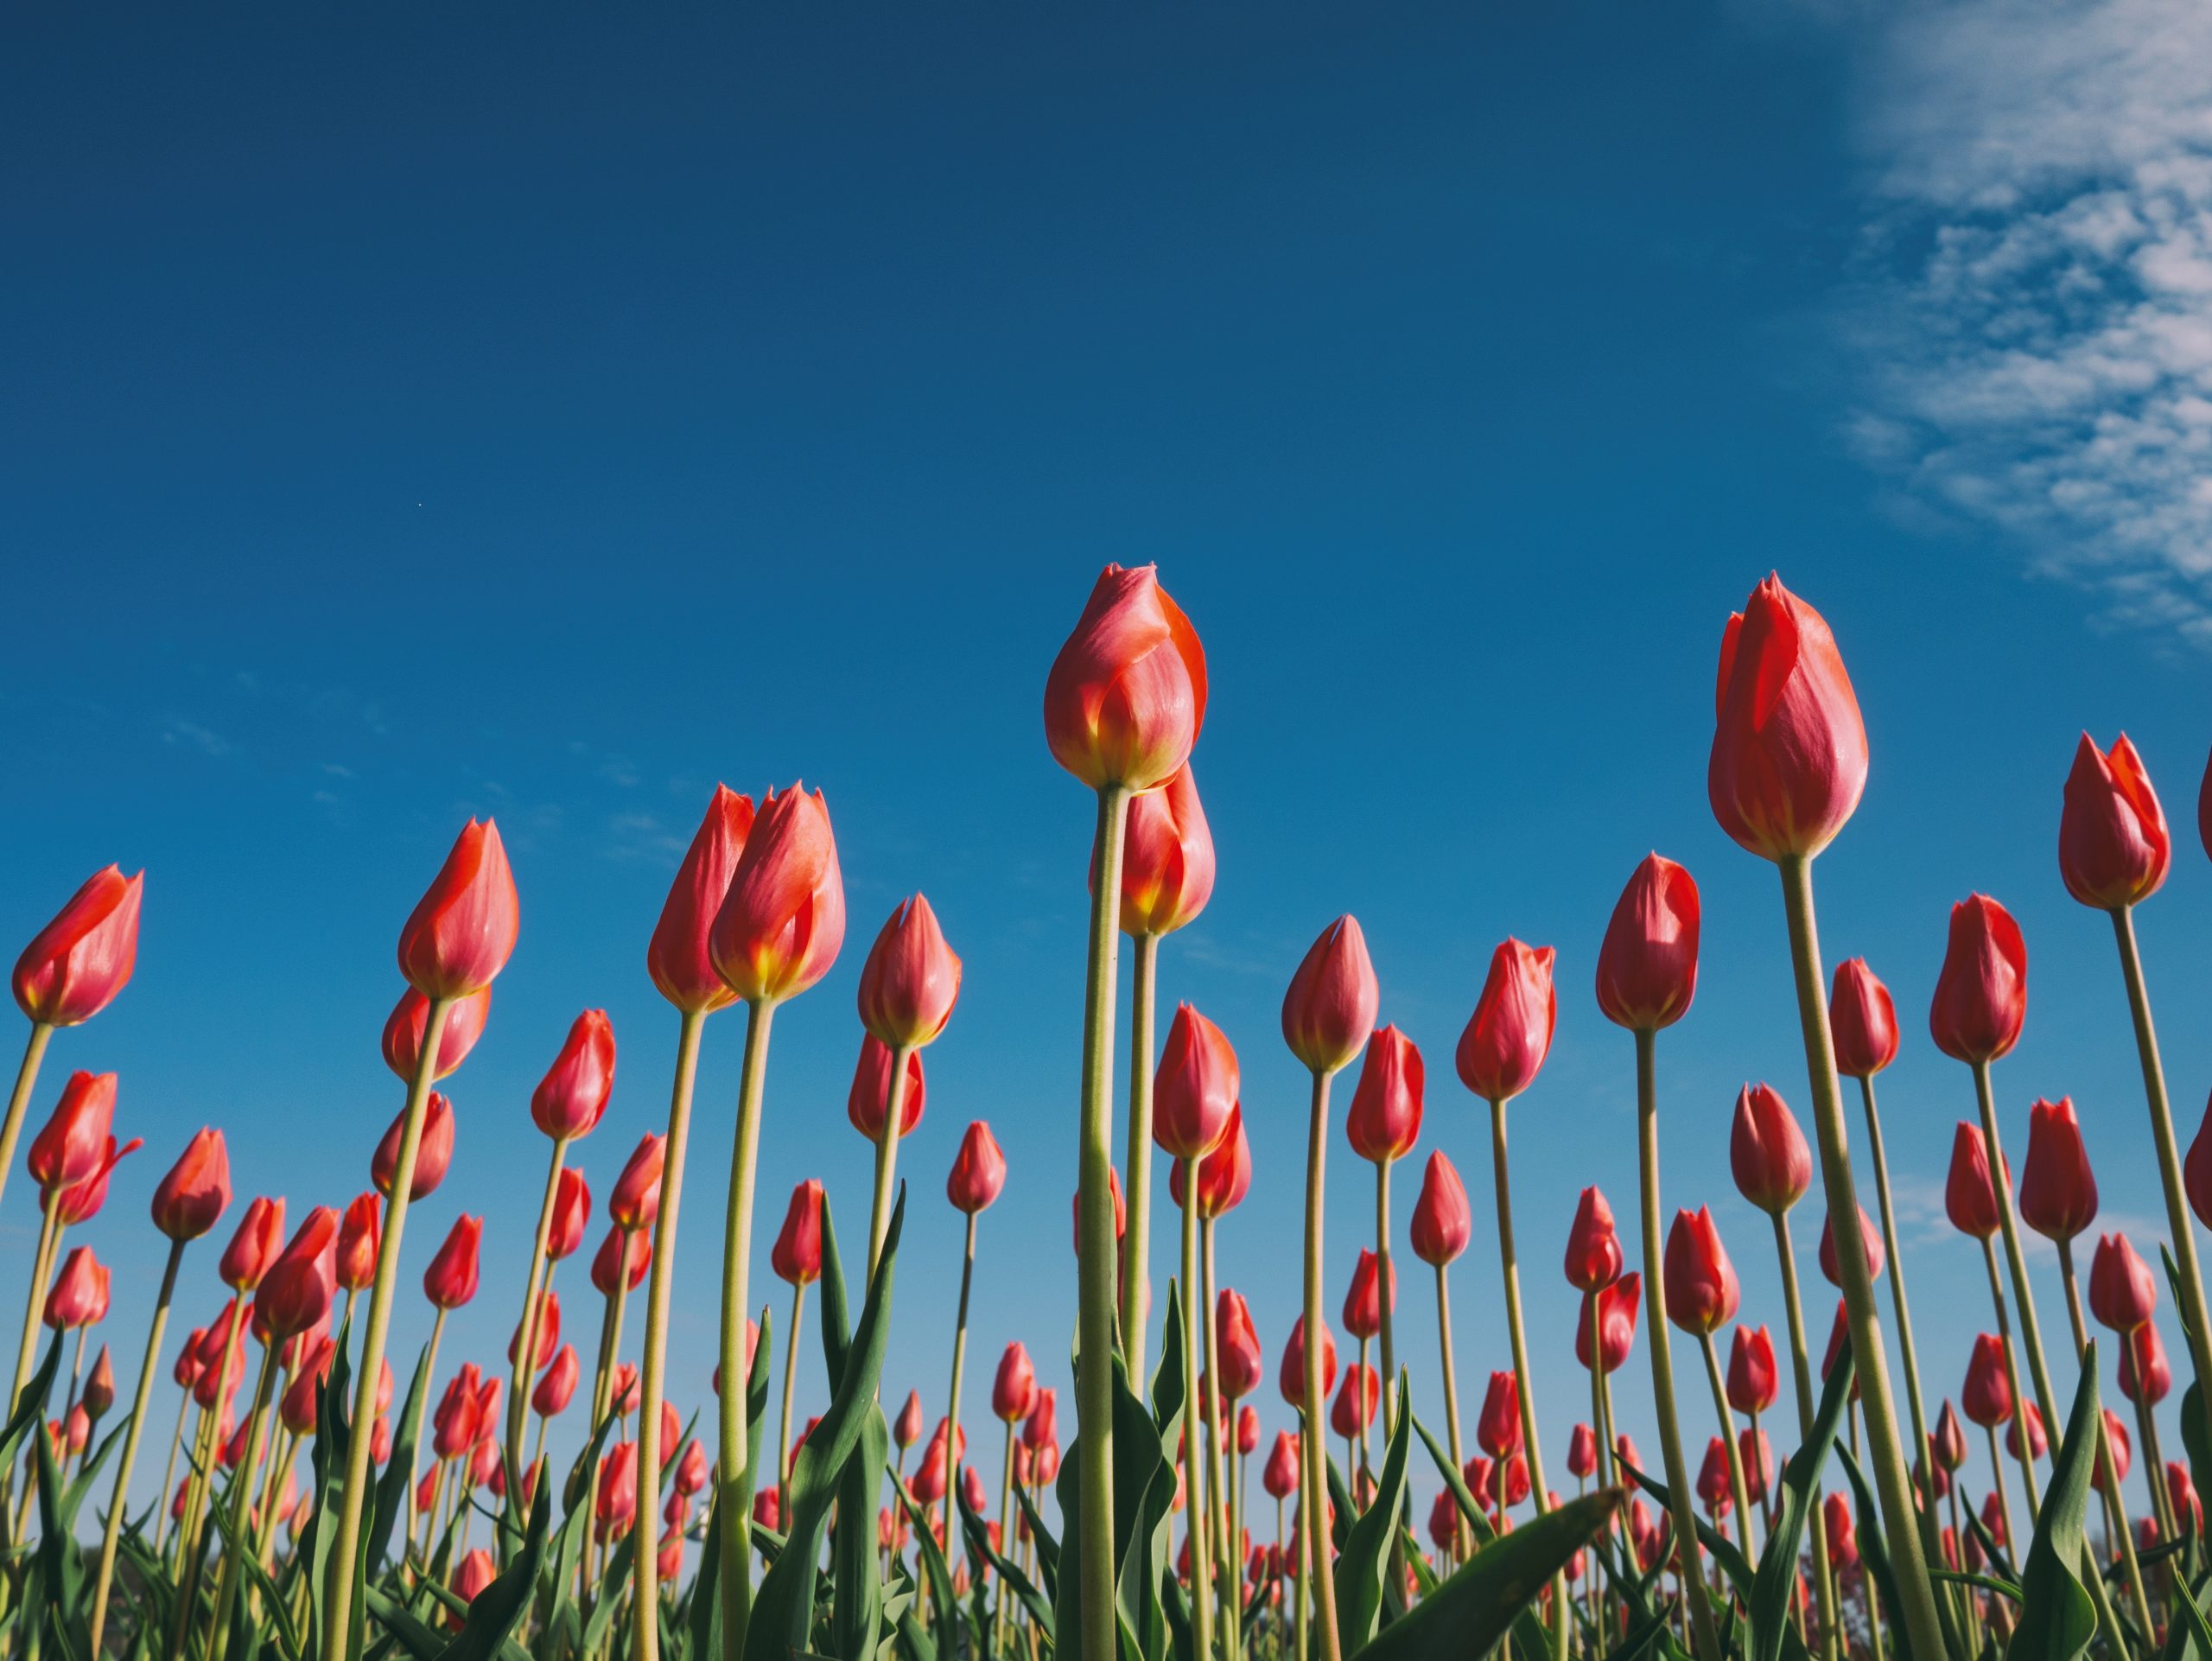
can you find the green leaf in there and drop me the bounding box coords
[1335,1378,1414,1654]
[1014,1477,1060,1603]
[1616,1452,1755,1597]
[439,1476,550,1661]
[1351,1486,1622,1661]
[369,1342,434,1575]
[1411,1412,1560,1661]
[2008,1341,2102,1661]
[685,1500,722,1661]
[57,1414,131,1543]
[199,1480,305,1661]
[896,1481,960,1644]
[0,1337,65,1556]
[1834,1442,1909,1653]
[1933,1570,2023,1605]
[1751,1344,1855,1661]
[306,1305,358,1661]
[956,1467,1055,1642]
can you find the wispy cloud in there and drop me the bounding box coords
[162,716,235,757]
[1846,0,2212,640]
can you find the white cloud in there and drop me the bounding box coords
[1847,0,2212,639]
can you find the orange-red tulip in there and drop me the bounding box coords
[1818,1205,1885,1287]
[769,1180,824,1287]
[26,1070,117,1192]
[2018,1096,2097,1242]
[1342,1249,1393,1341]
[1707,574,1867,861]
[1281,915,1379,1077]
[2005,1402,2047,1461]
[848,1034,925,1141]
[1594,854,1700,1032]
[648,786,756,1015]
[1828,958,1900,1079]
[382,988,490,1085]
[1278,1316,1337,1406]
[1726,1325,1778,1415]
[84,1344,115,1417]
[335,1193,381,1291]
[1022,1389,1057,1452]
[591,1225,651,1295]
[676,1439,709,1497]
[1564,1186,1624,1292]
[372,1091,455,1199]
[1697,1437,1733,1513]
[2088,1233,2156,1333]
[707,783,844,1006]
[1170,1103,1251,1219]
[1945,1123,2004,1240]
[509,1290,560,1371]
[44,1245,109,1329]
[257,1206,340,1340]
[1730,1082,1811,1216]
[280,1339,335,1435]
[532,1009,616,1141]
[151,1127,231,1242]
[2060,734,2170,910]
[1567,1422,1598,1480]
[1217,1290,1263,1400]
[1043,563,1207,792]
[397,819,518,1001]
[1456,939,1557,1104]
[220,1196,287,1291]
[1663,1208,1739,1336]
[546,1168,590,1261]
[1961,1333,2012,1428]
[994,1343,1038,1422]
[2120,1323,2171,1405]
[857,894,963,1050]
[607,1132,665,1232]
[48,1133,139,1225]
[449,1549,497,1625]
[423,1214,482,1310]
[1575,1274,1642,1372]
[1409,1151,1471,1268]
[1933,1401,1968,1470]
[1477,1371,1522,1459]
[1929,895,2027,1065]
[946,1121,1007,1214]
[1823,1492,1857,1569]
[1331,1364,1379,1440]
[12,866,143,1028]
[1154,1003,1238,1161]
[1110,764,1216,938]
[893,1391,925,1449]
[1346,1026,1424,1165]
[534,1343,580,1416]
[1262,1431,1300,1499]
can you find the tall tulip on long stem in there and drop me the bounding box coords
[1663,1211,1757,1559]
[1707,575,1946,1661]
[857,894,963,1277]
[1944,1120,2040,1518]
[1346,1026,1421,1443]
[1410,1153,1471,1556]
[768,1180,823,1499]
[944,1122,1005,1558]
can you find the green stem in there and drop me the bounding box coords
[1204,1217,1239,1661]
[1487,1095,1563,1661]
[1179,1171,1216,1661]
[1436,1263,1467,1560]
[778,1279,807,1499]
[2138,1387,2177,1538]
[1299,1065,1344,1661]
[1375,1160,1396,1441]
[154,1383,192,1554]
[1075,785,1132,1661]
[2056,1237,2154,1642]
[1978,1237,2041,1517]
[1121,930,1160,1384]
[319,993,452,1661]
[1986,1426,2017,1567]
[578,1240,628,1597]
[506,1136,570,1491]
[868,1047,913,1279]
[995,1420,1018,1657]
[1776,853,1947,1661]
[169,1294,245,1661]
[1698,1333,1756,1564]
[714,998,776,1661]
[401,1307,448,1558]
[1971,1061,2060,1428]
[0,1022,54,1227]
[944,1210,975,1564]
[89,1238,185,1652]
[207,1339,279,1661]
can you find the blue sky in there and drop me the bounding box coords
[8,2,2212,1540]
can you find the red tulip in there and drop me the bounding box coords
[944,1121,1007,1214]
[1410,1151,1471,1268]
[1465,1456,1496,1506]
[1023,1389,1057,1452]
[1455,939,1557,1104]
[509,1290,560,1371]
[174,1332,206,1391]
[1501,1454,1530,1509]
[1567,1422,1598,1480]
[2098,1410,2132,1486]
[909,1439,949,1505]
[1819,1300,1855,1390]
[1564,1186,1624,1292]
[335,1193,381,1292]
[1945,1123,2004,1239]
[994,1344,1038,1422]
[1043,563,1207,792]
[1071,1168,1125,1256]
[542,1168,590,1262]
[1170,1103,1252,1219]
[1346,1026,1424,1165]
[1823,1492,1858,1569]
[892,1392,925,1451]
[1818,1205,1885,1286]
[1330,1364,1379,1439]
[2088,1233,2156,1332]
[372,1091,456,1200]
[423,1214,482,1309]
[848,1035,926,1142]
[1707,574,1868,860]
[591,1225,651,1295]
[607,1133,666,1232]
[676,1439,709,1498]
[44,1246,109,1329]
[1262,1431,1300,1499]
[2005,1402,2047,1461]
[1575,1273,1642,1372]
[83,1344,115,1417]
[1281,915,1380,1078]
[708,784,845,1006]
[648,786,756,1015]
[962,1462,988,1517]
[752,1483,783,1527]
[770,1180,825,1287]
[1154,1004,1239,1161]
[149,1126,232,1241]
[256,1206,340,1340]
[12,867,143,1027]
[531,1010,616,1141]
[1697,1436,1732,1513]
[1111,764,1216,938]
[279,1338,334,1435]
[1342,1249,1394,1341]
[1594,854,1700,1032]
[2120,1323,2171,1405]
[1929,895,2027,1065]
[2061,734,2171,910]
[385,992,489,1098]
[857,894,963,1050]
[1828,958,1900,1079]
[1217,1291,1263,1399]
[221,1197,287,1291]
[609,1363,639,1416]
[2018,1096,2097,1242]
[26,1071,117,1192]
[532,1343,580,1416]
[1730,1083,1811,1217]
[2174,1461,2204,1532]
[1663,1208,1738,1335]
[1278,1316,1338,1406]
[1961,1333,2012,1428]
[397,819,518,1001]
[1932,1401,1967,1471]
[1428,1487,1462,1549]
[1740,1427,1775,1506]
[1477,1371,1522,1459]
[1726,1325,1778,1416]
[48,1134,139,1225]
[597,1441,639,1533]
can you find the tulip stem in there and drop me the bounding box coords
[1075,784,1132,1661]
[207,1339,279,1661]
[1298,1064,1344,1661]
[1969,1062,2060,1432]
[0,1021,54,1229]
[2111,905,2212,1459]
[1984,1426,2017,1557]
[1203,1216,1240,1661]
[1775,854,1947,1661]
[89,1235,184,1653]
[1855,1077,1934,1487]
[2055,1239,2154,1639]
[1122,930,1160,1385]
[944,1209,976,1564]
[868,1047,913,1281]
[1696,1333,1756,1565]
[2135,1384,2177,1539]
[321,994,451,1661]
[155,1381,192,1555]
[1179,1168,1217,1661]
[507,1136,569,1496]
[402,1306,448,1562]
[579,1244,627,1601]
[778,1278,806,1501]
[714,998,775,1661]
[636,1006,706,1661]
[995,1419,1018,1657]
[1435,1263,1468,1560]
[169,1292,245,1661]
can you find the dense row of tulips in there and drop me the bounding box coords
[0,565,2201,1661]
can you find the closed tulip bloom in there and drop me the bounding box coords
[857,894,963,1049]
[1727,1324,1779,1416]
[1707,574,1868,861]
[531,1010,616,1141]
[1346,1026,1425,1164]
[1154,1004,1239,1161]
[175,1333,206,1391]
[1410,1151,1471,1268]
[2120,1323,2171,1405]
[280,1339,334,1435]
[597,1441,640,1533]
[2018,1096,2098,1241]
[382,987,491,1085]
[1567,1422,1598,1480]
[591,1225,651,1295]
[1477,1371,1522,1458]
[676,1439,709,1498]
[257,1206,340,1340]
[604,1132,666,1233]
[1741,1427,1776,1506]
[2061,734,2171,909]
[1070,1168,1125,1256]
[1818,1204,1885,1287]
[449,1549,498,1623]
[1111,764,1216,937]
[1043,563,1208,792]
[909,1438,949,1505]
[48,1134,140,1225]
[708,784,845,1006]
[2098,1410,2132,1486]
[509,1293,561,1370]
[1564,1186,1624,1292]
[1663,1208,1739,1336]
[1428,1488,1461,1550]
[12,866,143,1027]
[44,1246,109,1329]
[1961,1333,2012,1428]
[534,1344,580,1416]
[848,1034,926,1142]
[372,1091,455,1200]
[648,786,756,1014]
[945,1121,1007,1214]
[26,1071,118,1191]
[1023,1388,1057,1452]
[2088,1233,2157,1332]
[1278,1316,1338,1406]
[1331,1364,1379,1439]
[423,1214,483,1309]
[1281,915,1380,1077]
[152,1127,232,1241]
[770,1180,824,1287]
[1945,1123,2004,1239]
[221,1196,287,1291]
[1829,958,1901,1079]
[1730,1083,1812,1216]
[994,1344,1038,1422]
[2187,1094,2212,1230]
[544,1168,591,1262]
[2005,1402,2048,1461]
[1217,1290,1263,1399]
[1170,1102,1252,1219]
[1263,1431,1300,1499]
[1342,1249,1394,1340]
[609,1364,639,1417]
[2175,1461,2205,1533]
[335,1193,381,1291]
[1823,1492,1858,1569]
[1697,1437,1733,1512]
[1456,940,1558,1103]
[1933,1401,1968,1471]
[1929,895,2028,1064]
[1575,1274,1642,1372]
[1595,854,1701,1031]
[397,819,518,1000]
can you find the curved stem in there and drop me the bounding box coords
[154,1384,192,1554]
[1121,930,1160,1383]
[2056,1237,2154,1640]
[1698,1332,1755,1570]
[1436,1263,1467,1559]
[1179,1171,1216,1661]
[1977,1236,2041,1516]
[10,1201,61,1440]
[868,1048,912,1279]
[89,1237,184,1652]
[777,1279,806,1499]
[506,1136,569,1487]
[207,1339,279,1661]
[1203,1217,1238,1661]
[1299,1066,1344,1661]
[713,998,776,1661]
[0,1022,54,1225]
[944,1210,976,1564]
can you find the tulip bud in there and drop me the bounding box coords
[2174,1461,2204,1533]
[1961,1333,2012,1428]
[1726,1325,1778,1416]
[1477,1371,1522,1459]
[2088,1233,2157,1333]
[1828,959,1900,1079]
[1330,1364,1379,1440]
[423,1214,482,1309]
[1428,1487,1461,1549]
[1945,1123,2004,1240]
[509,1290,560,1371]
[1262,1431,1300,1499]
[993,1344,1038,1422]
[256,1207,340,1340]
[1697,1436,1732,1514]
[609,1363,639,1416]
[1741,1427,1775,1506]
[848,1034,925,1143]
[2120,1323,2171,1406]
[1567,1422,1598,1480]
[1929,895,2027,1065]
[1043,563,1207,792]
[531,1010,616,1141]
[534,1344,580,1416]
[770,1180,824,1288]
[1707,575,1868,861]
[607,1132,666,1232]
[1456,939,1558,1104]
[1154,1004,1239,1161]
[1575,1274,1641,1372]
[1110,765,1216,938]
[27,1071,118,1193]
[1823,1492,1858,1569]
[1728,1083,1811,1217]
[2060,734,2170,910]
[1281,916,1379,1077]
[1410,1151,1471,1268]
[1932,1400,1968,1471]
[1818,1205,1885,1287]
[1594,854,1700,1032]
[1345,1026,1424,1165]
[372,1091,456,1200]
[945,1121,1007,1214]
[590,1225,651,1295]
[12,866,143,1028]
[648,786,755,1014]
[1341,1250,1394,1341]
[893,1391,925,1450]
[397,819,518,1001]
[2018,1096,2097,1242]
[1022,1389,1057,1452]
[2005,1402,2047,1461]
[1277,1316,1337,1407]
[1662,1208,1738,1336]
[1564,1186,1624,1292]
[83,1345,115,1418]
[857,894,963,1050]
[1217,1291,1263,1400]
[708,784,845,1006]
[221,1196,287,1291]
[1169,1103,1251,1220]
[676,1439,709,1498]
[150,1127,232,1242]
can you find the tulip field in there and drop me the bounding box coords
[0,562,2202,1661]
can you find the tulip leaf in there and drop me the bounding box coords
[428,1474,548,1661]
[815,1198,886,1661]
[2162,1570,2212,1661]
[1751,1341,1854,1661]
[1965,1503,2017,1587]
[199,1480,305,1661]
[1413,1412,1561,1661]
[1335,1378,1414,1655]
[0,1337,63,1556]
[956,1467,1055,1641]
[2008,1346,2101,1661]
[1617,1453,1755,1598]
[896,1477,963,1645]
[683,1500,721,1661]
[1014,1474,1061,1601]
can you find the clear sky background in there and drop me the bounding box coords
[8,1,2212,1543]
